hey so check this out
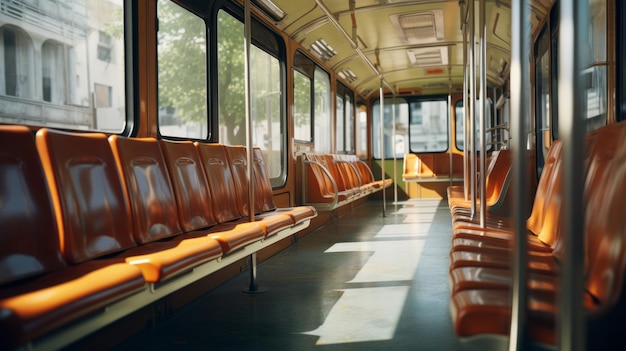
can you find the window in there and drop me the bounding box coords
[372,98,409,159]
[293,70,312,142]
[42,40,65,104]
[336,82,354,153]
[95,84,112,108]
[314,67,331,152]
[618,0,626,122]
[157,0,207,139]
[0,1,126,132]
[97,31,113,62]
[408,99,448,153]
[535,25,551,172]
[455,100,464,150]
[217,10,286,187]
[454,99,491,152]
[356,102,368,159]
[293,51,331,152]
[1,26,34,99]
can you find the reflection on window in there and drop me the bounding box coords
[0,0,126,132]
[158,0,207,139]
[294,70,312,142]
[217,10,286,187]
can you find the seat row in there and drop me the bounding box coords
[0,126,316,350]
[402,152,464,183]
[300,152,392,210]
[446,122,626,347]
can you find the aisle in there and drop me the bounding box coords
[114,200,461,351]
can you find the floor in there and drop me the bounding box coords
[114,199,462,351]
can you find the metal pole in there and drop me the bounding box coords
[509,0,530,348]
[449,94,453,186]
[479,0,487,228]
[558,0,587,349]
[380,81,386,216]
[392,94,398,205]
[469,0,476,217]
[463,20,470,201]
[243,0,258,293]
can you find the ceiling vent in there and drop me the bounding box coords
[310,39,337,62]
[390,10,444,43]
[406,47,448,67]
[338,69,358,84]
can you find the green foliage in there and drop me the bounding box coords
[217,11,246,145]
[157,0,207,123]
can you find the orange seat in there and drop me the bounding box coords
[252,147,316,224]
[0,127,145,349]
[195,143,281,241]
[450,122,626,346]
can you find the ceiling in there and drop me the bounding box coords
[255,0,555,98]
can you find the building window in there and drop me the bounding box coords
[95,83,112,108]
[97,31,112,62]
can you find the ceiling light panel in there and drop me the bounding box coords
[390,10,444,43]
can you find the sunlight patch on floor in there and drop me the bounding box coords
[325,240,425,283]
[376,223,432,237]
[301,234,425,344]
[302,286,410,345]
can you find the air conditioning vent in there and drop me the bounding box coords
[390,10,444,43]
[407,47,448,67]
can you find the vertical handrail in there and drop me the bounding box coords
[380,80,386,216]
[243,0,258,293]
[463,18,470,201]
[479,0,487,228]
[509,0,530,349]
[392,95,398,205]
[558,0,587,349]
[449,94,453,186]
[469,0,476,217]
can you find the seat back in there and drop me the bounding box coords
[225,145,264,216]
[194,143,242,223]
[36,129,136,263]
[302,153,336,203]
[526,140,563,235]
[0,126,65,285]
[584,123,626,310]
[109,136,182,244]
[252,147,277,212]
[160,140,217,232]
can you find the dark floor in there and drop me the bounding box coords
[114,199,462,351]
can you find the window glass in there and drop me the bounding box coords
[409,99,448,153]
[336,82,354,153]
[583,0,607,130]
[0,0,126,132]
[454,99,492,152]
[356,103,368,159]
[293,70,312,142]
[217,10,245,145]
[618,0,626,122]
[217,10,286,187]
[455,100,465,150]
[336,92,344,151]
[372,98,409,159]
[313,67,331,153]
[535,26,550,172]
[158,0,207,139]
